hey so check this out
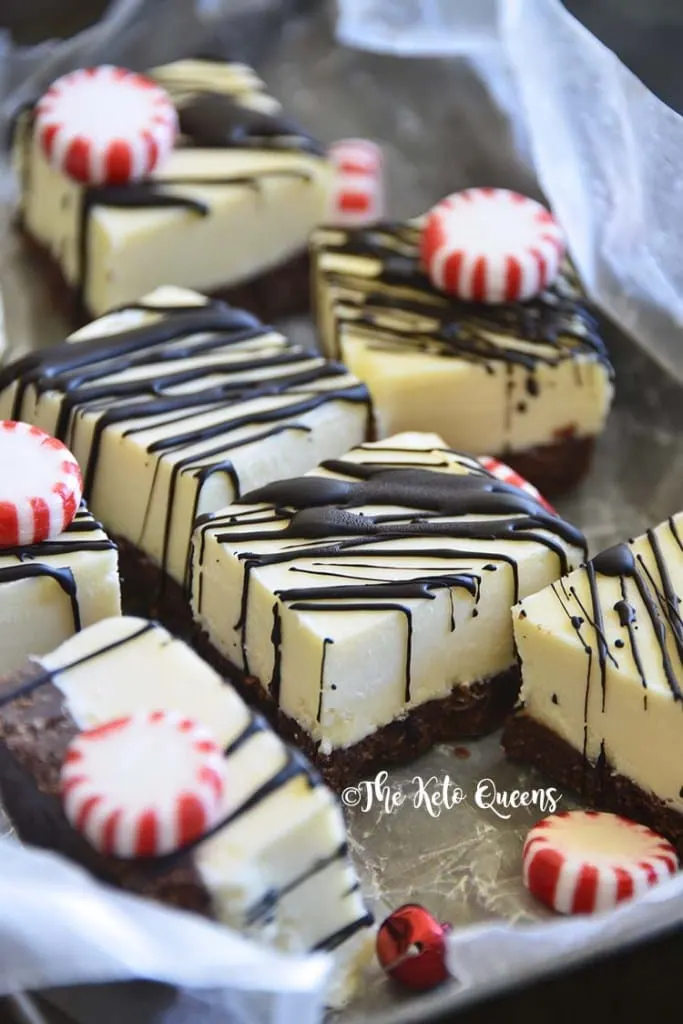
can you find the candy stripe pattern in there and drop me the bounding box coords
[35,66,177,186]
[421,188,565,303]
[478,456,556,515]
[523,810,678,914]
[0,421,82,548]
[60,710,226,858]
[328,139,384,226]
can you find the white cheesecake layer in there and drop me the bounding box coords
[313,225,614,456]
[0,504,120,674]
[191,432,585,752]
[514,511,683,811]
[0,286,369,586]
[15,60,332,316]
[36,616,373,1006]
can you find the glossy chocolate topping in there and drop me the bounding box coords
[17,59,327,309]
[0,299,370,585]
[0,505,115,632]
[195,449,586,707]
[550,518,683,762]
[317,222,612,372]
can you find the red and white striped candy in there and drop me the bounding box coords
[523,810,678,915]
[420,188,565,303]
[478,455,556,515]
[35,66,177,186]
[0,421,82,548]
[61,711,226,859]
[328,138,384,226]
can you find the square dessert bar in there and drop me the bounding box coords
[311,222,614,495]
[0,502,120,674]
[191,432,587,788]
[503,512,683,853]
[0,287,371,632]
[0,617,373,1007]
[14,59,332,321]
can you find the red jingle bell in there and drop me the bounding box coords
[376,903,451,991]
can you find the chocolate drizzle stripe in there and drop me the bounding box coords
[314,222,612,374]
[0,299,370,584]
[18,58,327,312]
[550,524,683,775]
[0,622,329,881]
[0,621,156,708]
[314,222,613,455]
[313,913,375,953]
[244,840,350,926]
[197,447,585,714]
[0,504,115,630]
[317,638,333,722]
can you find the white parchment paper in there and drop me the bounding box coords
[339,0,683,386]
[0,840,330,1024]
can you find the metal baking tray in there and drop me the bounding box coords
[3,4,683,1022]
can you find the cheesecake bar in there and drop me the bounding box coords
[503,512,683,852]
[0,287,371,632]
[0,502,120,674]
[190,432,587,788]
[0,616,373,1007]
[311,223,614,496]
[13,59,332,321]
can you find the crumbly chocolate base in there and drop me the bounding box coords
[502,711,683,855]
[0,663,212,915]
[195,632,521,792]
[501,434,595,499]
[114,536,194,641]
[17,223,312,327]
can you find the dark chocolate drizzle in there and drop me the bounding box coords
[313,223,614,436]
[17,59,326,310]
[550,519,683,759]
[0,619,372,948]
[0,504,115,634]
[0,299,370,588]
[195,449,586,708]
[176,92,324,156]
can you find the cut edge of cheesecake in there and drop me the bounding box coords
[503,510,683,853]
[191,430,587,789]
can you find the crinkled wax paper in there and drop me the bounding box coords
[339,0,683,386]
[0,840,330,1024]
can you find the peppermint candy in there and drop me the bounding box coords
[0,421,82,548]
[61,711,226,858]
[523,810,678,914]
[420,188,565,303]
[328,138,384,226]
[478,456,555,514]
[35,66,177,186]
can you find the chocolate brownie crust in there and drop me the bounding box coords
[195,631,521,792]
[502,711,683,855]
[115,536,194,640]
[503,435,595,499]
[0,663,212,915]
